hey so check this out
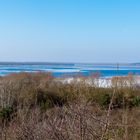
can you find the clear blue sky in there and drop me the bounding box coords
[0,0,140,63]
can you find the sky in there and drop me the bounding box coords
[0,0,140,63]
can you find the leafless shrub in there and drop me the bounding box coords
[0,73,140,140]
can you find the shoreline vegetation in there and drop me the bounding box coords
[0,72,140,140]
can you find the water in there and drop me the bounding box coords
[0,62,140,78]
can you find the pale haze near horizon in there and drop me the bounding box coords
[0,0,140,63]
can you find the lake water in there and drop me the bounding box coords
[0,63,140,78]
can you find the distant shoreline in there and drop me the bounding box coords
[0,62,139,65]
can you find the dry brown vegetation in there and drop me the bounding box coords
[0,72,140,140]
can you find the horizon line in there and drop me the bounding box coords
[0,61,138,65]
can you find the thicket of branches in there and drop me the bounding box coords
[0,72,140,140]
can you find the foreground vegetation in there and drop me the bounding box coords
[0,73,140,140]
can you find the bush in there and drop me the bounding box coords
[93,93,111,108]
[40,100,53,111]
[0,107,13,121]
[128,96,140,107]
[36,90,67,111]
[113,93,124,108]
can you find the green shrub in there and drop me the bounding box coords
[113,93,124,108]
[0,107,13,121]
[130,96,140,107]
[95,93,111,108]
[40,99,54,111]
[37,90,67,110]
